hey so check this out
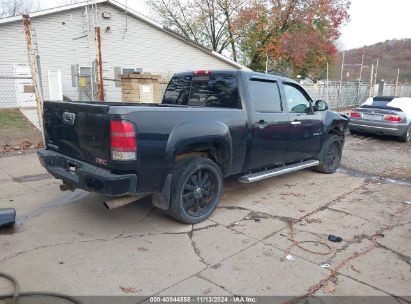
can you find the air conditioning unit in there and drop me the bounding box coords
[102,12,111,19]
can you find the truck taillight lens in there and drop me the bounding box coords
[110,120,137,160]
[194,70,212,75]
[383,115,401,122]
[350,112,361,118]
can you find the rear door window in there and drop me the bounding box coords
[249,80,282,112]
[162,75,192,105]
[163,74,241,109]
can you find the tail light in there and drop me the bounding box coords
[194,70,212,75]
[383,115,401,122]
[110,120,137,160]
[350,111,361,118]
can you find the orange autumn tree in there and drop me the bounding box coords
[235,0,350,80]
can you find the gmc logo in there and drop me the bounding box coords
[95,158,108,166]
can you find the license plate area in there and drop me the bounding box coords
[362,113,383,121]
[66,161,78,174]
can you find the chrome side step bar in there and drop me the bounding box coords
[238,160,320,183]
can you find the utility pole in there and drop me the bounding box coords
[95,26,104,101]
[23,14,45,144]
[373,58,379,92]
[394,69,400,96]
[357,53,365,100]
[358,54,364,82]
[368,64,374,97]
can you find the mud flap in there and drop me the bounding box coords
[152,174,172,210]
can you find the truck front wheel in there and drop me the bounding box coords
[167,157,223,224]
[315,134,343,174]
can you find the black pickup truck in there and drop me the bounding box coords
[38,70,348,223]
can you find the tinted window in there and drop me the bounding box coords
[188,74,241,108]
[162,74,241,108]
[371,97,397,108]
[250,80,282,112]
[283,83,311,113]
[162,75,192,105]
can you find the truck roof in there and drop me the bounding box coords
[174,70,299,85]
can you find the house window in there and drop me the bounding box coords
[122,67,139,75]
[114,67,143,86]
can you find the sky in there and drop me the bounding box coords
[338,0,411,50]
[36,0,411,50]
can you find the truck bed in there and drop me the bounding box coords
[43,100,248,193]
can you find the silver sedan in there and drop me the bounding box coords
[348,96,411,142]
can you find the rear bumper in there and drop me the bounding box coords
[348,120,408,136]
[37,149,137,196]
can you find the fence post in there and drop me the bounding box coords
[338,51,345,108]
[368,64,374,97]
[394,69,399,96]
[373,58,379,93]
[23,14,45,145]
[95,26,104,101]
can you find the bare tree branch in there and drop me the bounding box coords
[0,0,39,18]
[148,0,243,60]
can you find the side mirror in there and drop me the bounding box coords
[315,100,328,111]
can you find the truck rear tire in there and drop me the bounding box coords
[315,134,343,174]
[167,157,223,224]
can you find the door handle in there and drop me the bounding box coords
[291,121,302,125]
[256,120,268,129]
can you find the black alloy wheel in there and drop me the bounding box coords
[167,157,223,224]
[315,134,343,174]
[182,168,217,217]
[325,141,342,171]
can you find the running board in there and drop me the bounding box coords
[238,160,320,183]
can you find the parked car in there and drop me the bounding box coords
[38,70,348,224]
[349,96,411,142]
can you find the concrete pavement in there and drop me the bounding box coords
[0,135,410,302]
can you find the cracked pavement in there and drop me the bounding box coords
[0,134,410,301]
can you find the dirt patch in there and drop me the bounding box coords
[0,109,42,148]
[341,133,411,180]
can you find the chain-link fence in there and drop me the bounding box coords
[2,65,411,150]
[0,63,43,150]
[302,81,370,109]
[302,81,411,109]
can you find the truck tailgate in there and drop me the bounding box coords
[43,101,111,166]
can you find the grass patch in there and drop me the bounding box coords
[0,109,34,130]
[0,109,41,146]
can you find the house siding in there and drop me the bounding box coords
[0,2,238,105]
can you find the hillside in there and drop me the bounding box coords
[335,39,411,83]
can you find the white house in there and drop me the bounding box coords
[0,0,247,108]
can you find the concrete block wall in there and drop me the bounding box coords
[121,73,162,103]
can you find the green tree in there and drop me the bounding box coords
[235,0,350,78]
